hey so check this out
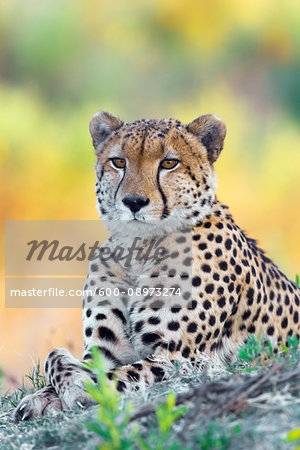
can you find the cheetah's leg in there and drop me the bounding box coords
[13,385,61,422]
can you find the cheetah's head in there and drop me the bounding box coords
[89,112,226,235]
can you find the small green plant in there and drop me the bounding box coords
[280,334,300,362]
[136,392,187,450]
[85,347,135,450]
[285,428,300,449]
[4,383,28,408]
[4,361,46,408]
[85,348,187,450]
[295,274,299,287]
[25,360,47,391]
[237,334,273,365]
[233,332,299,373]
[196,422,241,450]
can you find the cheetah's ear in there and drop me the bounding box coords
[187,114,226,163]
[89,111,123,151]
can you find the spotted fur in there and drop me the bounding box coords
[14,112,299,421]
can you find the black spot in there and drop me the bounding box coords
[187,322,197,333]
[98,326,117,342]
[85,327,92,337]
[148,316,161,325]
[96,313,107,321]
[202,264,211,273]
[195,333,202,344]
[117,380,126,392]
[176,340,182,351]
[228,282,234,293]
[219,261,228,271]
[214,328,220,338]
[142,333,161,345]
[168,340,176,352]
[135,321,144,333]
[246,288,255,306]
[209,315,216,326]
[112,308,126,325]
[151,366,165,381]
[225,239,232,250]
[187,300,197,310]
[205,284,214,294]
[235,265,242,275]
[183,257,192,266]
[203,300,211,310]
[192,276,201,287]
[248,324,255,333]
[220,311,227,322]
[182,346,190,358]
[127,370,140,382]
[132,363,143,371]
[217,297,226,308]
[168,321,180,331]
[242,310,251,320]
[171,306,181,313]
[262,314,269,323]
[293,311,299,324]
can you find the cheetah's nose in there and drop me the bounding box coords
[122,195,150,213]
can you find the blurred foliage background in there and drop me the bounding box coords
[0,0,300,390]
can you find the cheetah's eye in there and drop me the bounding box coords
[160,159,179,170]
[111,158,126,169]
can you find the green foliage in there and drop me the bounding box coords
[4,383,28,408]
[25,360,47,391]
[234,333,300,372]
[136,392,187,450]
[196,422,241,450]
[285,428,300,449]
[85,348,135,450]
[4,361,46,408]
[237,334,273,365]
[296,274,300,287]
[85,348,187,450]
[279,334,300,362]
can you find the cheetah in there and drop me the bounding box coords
[14,111,300,420]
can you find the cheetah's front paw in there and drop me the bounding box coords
[14,385,62,422]
[58,369,97,411]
